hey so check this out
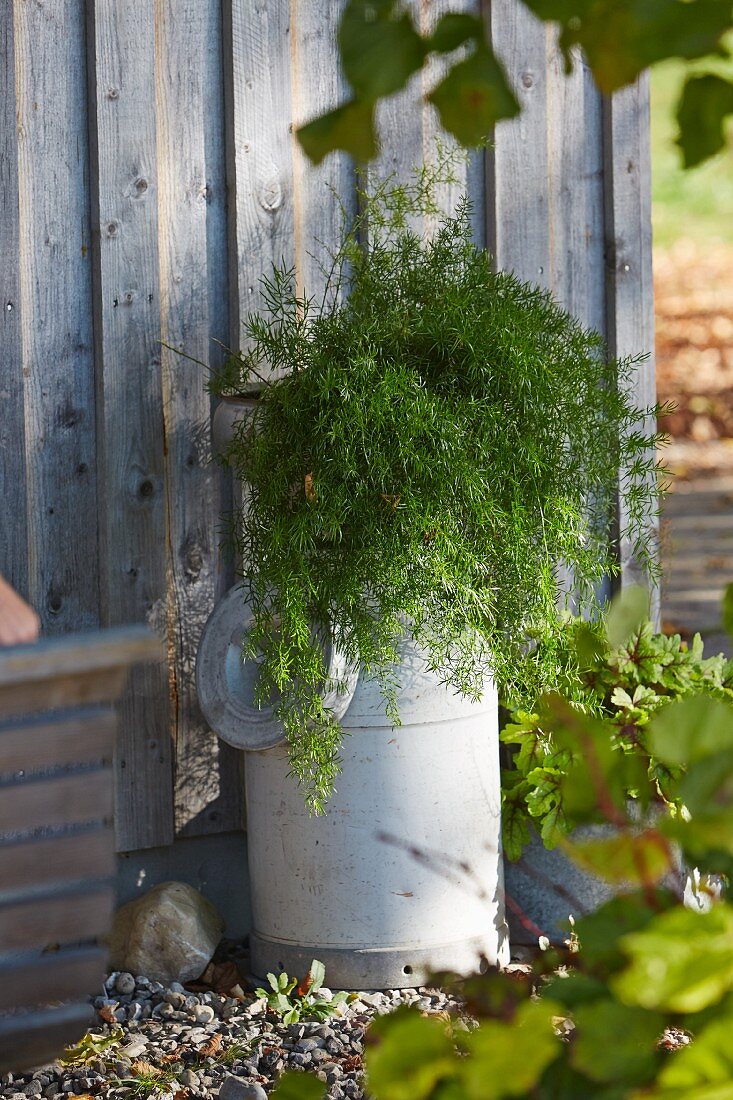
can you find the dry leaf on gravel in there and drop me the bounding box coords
[160,1049,184,1066]
[97,1004,118,1025]
[198,1034,222,1059]
[187,959,243,997]
[130,1060,164,1078]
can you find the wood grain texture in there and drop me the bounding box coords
[368,1,482,239]
[290,0,355,302]
[0,885,114,951]
[86,0,174,851]
[0,947,106,1012]
[11,0,98,632]
[156,0,243,837]
[0,709,115,777]
[603,76,659,613]
[0,769,112,835]
[488,0,551,285]
[0,828,114,896]
[0,8,27,602]
[203,0,245,835]
[226,0,295,386]
[546,41,605,333]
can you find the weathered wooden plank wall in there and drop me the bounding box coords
[0,0,655,853]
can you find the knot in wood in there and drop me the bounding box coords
[258,175,283,213]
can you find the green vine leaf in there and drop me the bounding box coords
[522,0,731,94]
[297,98,378,165]
[427,44,520,145]
[338,0,425,99]
[677,73,733,168]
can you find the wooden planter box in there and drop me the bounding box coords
[0,628,159,1074]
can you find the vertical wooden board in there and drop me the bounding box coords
[0,7,27,599]
[603,76,659,611]
[156,0,243,837]
[369,1,482,234]
[290,0,356,302]
[488,0,551,285]
[203,0,245,829]
[202,0,231,379]
[546,42,605,333]
[12,0,98,631]
[87,0,174,850]
[225,0,295,385]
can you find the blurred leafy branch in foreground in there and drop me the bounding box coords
[502,595,733,861]
[297,0,733,171]
[273,584,733,1099]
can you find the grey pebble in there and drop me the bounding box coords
[193,1005,216,1025]
[120,1040,147,1060]
[294,1038,323,1053]
[115,973,136,996]
[218,1081,268,1100]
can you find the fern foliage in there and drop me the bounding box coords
[215,160,664,810]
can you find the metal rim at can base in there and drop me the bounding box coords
[248,932,503,991]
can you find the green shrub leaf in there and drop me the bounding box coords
[460,999,562,1097]
[605,586,649,647]
[366,1008,456,1100]
[564,829,671,886]
[271,1072,326,1099]
[571,998,664,1084]
[655,1012,733,1092]
[522,0,731,94]
[647,696,733,766]
[613,905,733,1013]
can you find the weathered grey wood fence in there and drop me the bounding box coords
[0,0,654,854]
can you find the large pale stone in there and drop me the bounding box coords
[108,881,224,983]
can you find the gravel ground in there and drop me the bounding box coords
[0,969,467,1100]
